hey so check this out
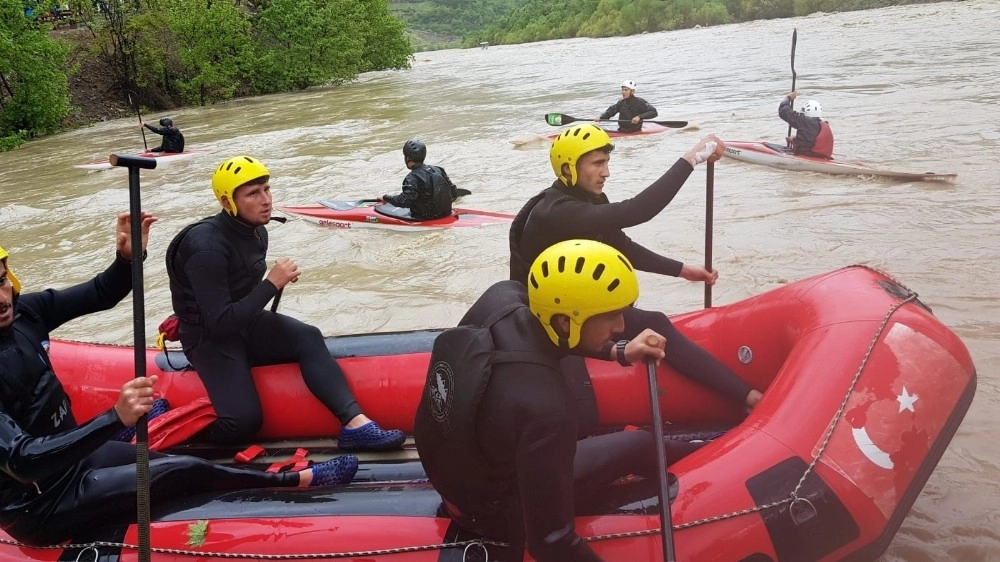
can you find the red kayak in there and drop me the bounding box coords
[279,200,514,230]
[0,266,975,561]
[75,150,205,171]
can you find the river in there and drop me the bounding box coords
[1,1,997,559]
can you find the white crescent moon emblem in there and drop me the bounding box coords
[851,427,894,469]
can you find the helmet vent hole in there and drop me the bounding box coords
[557,256,565,273]
[529,273,539,289]
[607,279,620,292]
[233,166,242,175]
[574,257,585,274]
[592,263,605,280]
[617,255,633,271]
[540,262,549,277]
[554,297,561,304]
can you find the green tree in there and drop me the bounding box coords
[163,0,256,105]
[356,0,412,72]
[0,0,73,150]
[252,0,366,91]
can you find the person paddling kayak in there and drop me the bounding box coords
[779,91,834,158]
[594,80,658,133]
[141,117,185,153]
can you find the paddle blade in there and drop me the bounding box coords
[545,113,576,126]
[654,120,689,129]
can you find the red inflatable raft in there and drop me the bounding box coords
[0,266,976,561]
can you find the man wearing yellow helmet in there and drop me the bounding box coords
[166,156,404,452]
[510,125,762,417]
[594,79,658,132]
[416,240,693,562]
[1,223,366,546]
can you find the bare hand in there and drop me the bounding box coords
[683,134,725,167]
[593,116,601,122]
[115,211,158,259]
[745,389,763,411]
[623,329,666,365]
[788,91,798,101]
[631,116,641,125]
[679,264,719,285]
[266,257,300,289]
[114,375,159,427]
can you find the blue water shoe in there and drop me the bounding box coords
[337,421,406,452]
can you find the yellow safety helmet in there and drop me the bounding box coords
[0,245,22,295]
[211,156,270,217]
[528,239,638,349]
[549,124,614,187]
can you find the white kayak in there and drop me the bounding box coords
[75,150,204,171]
[723,141,957,182]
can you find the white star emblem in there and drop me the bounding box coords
[897,387,918,413]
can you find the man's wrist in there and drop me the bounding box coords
[116,249,148,263]
[615,340,632,367]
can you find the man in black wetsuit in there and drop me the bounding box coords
[167,155,405,451]
[382,139,459,220]
[417,239,690,562]
[595,79,658,133]
[0,223,356,547]
[510,124,762,413]
[141,117,185,153]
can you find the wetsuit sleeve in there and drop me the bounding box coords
[604,230,683,277]
[599,100,623,120]
[778,97,809,130]
[516,414,604,562]
[143,123,165,136]
[546,158,694,234]
[20,255,133,333]
[636,98,658,120]
[181,241,277,336]
[385,171,421,208]
[0,406,124,484]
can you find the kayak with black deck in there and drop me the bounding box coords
[723,141,957,182]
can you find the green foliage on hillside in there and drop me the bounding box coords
[470,0,945,45]
[0,0,73,150]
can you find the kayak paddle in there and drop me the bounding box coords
[126,90,148,151]
[319,188,473,211]
[786,29,797,147]
[645,334,677,562]
[545,113,688,129]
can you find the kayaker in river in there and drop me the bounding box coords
[141,116,185,153]
[166,156,405,451]
[594,79,658,133]
[509,124,763,417]
[382,139,459,220]
[779,91,834,158]
[0,228,357,547]
[416,239,693,562]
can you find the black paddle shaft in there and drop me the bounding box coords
[704,162,714,309]
[127,90,148,152]
[110,155,154,562]
[646,346,677,562]
[787,29,798,143]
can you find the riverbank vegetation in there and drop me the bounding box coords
[0,0,411,150]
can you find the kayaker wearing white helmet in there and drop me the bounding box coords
[594,79,658,133]
[141,116,185,153]
[779,91,835,158]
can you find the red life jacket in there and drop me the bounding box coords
[812,121,834,158]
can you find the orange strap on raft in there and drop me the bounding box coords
[266,448,311,473]
[234,445,266,463]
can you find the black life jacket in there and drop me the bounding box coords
[508,191,546,284]
[414,298,560,517]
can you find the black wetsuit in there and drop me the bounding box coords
[419,281,696,562]
[599,96,658,132]
[509,161,754,405]
[167,212,362,445]
[143,123,185,153]
[384,163,458,220]
[0,256,298,546]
